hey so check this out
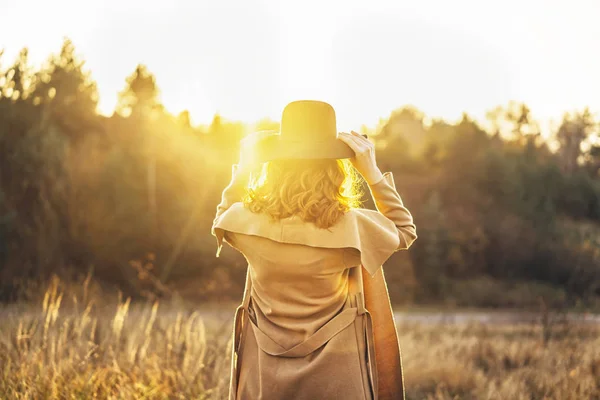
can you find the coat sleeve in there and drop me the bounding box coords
[211,164,252,255]
[367,171,417,250]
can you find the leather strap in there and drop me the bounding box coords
[363,267,404,400]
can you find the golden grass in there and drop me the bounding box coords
[1,277,599,399]
[0,276,233,399]
[401,323,600,399]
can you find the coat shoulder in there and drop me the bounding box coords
[214,202,396,238]
[212,203,400,276]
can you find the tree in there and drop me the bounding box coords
[505,102,532,137]
[583,144,600,177]
[422,119,454,169]
[556,108,596,174]
[177,110,192,129]
[116,64,160,119]
[486,101,539,143]
[377,106,426,154]
[1,48,31,101]
[412,190,449,298]
[30,38,99,138]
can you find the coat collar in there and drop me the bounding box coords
[211,202,400,276]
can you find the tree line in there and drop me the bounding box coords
[1,39,599,308]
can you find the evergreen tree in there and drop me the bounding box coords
[32,38,99,137]
[116,64,160,119]
[556,108,596,174]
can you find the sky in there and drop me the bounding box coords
[1,0,599,133]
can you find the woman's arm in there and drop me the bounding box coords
[367,171,417,250]
[338,131,417,250]
[213,164,251,224]
[213,131,273,224]
[211,164,252,254]
[212,132,275,256]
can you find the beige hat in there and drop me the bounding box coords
[253,100,359,163]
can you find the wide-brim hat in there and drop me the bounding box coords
[253,100,355,163]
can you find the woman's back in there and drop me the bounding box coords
[230,232,376,400]
[231,232,356,349]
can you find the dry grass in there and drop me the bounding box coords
[1,277,599,400]
[401,323,600,400]
[0,276,233,399]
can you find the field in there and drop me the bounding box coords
[0,277,599,400]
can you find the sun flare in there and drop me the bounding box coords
[1,0,599,133]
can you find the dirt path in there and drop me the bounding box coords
[393,309,600,325]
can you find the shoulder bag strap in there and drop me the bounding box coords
[362,266,405,400]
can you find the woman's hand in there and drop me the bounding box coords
[338,131,384,185]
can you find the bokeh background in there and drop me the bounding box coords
[1,41,599,309]
[1,1,599,399]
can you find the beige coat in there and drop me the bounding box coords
[212,165,417,400]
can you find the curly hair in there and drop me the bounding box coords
[242,158,364,229]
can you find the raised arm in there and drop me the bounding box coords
[213,164,251,225]
[367,171,417,250]
[213,131,276,225]
[211,164,252,256]
[338,131,417,250]
[211,131,278,256]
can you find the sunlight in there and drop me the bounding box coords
[1,0,599,131]
[2,2,600,399]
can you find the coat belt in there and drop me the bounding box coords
[247,299,359,358]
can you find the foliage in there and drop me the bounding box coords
[1,39,599,307]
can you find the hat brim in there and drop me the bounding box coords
[253,134,355,163]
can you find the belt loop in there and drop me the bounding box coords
[355,293,366,315]
[247,297,257,325]
[349,266,367,315]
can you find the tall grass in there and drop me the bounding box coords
[0,275,232,399]
[401,323,600,399]
[0,275,599,399]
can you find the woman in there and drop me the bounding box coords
[212,100,417,400]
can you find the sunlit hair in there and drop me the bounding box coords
[242,158,364,229]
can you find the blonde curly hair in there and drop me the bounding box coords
[242,158,364,229]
